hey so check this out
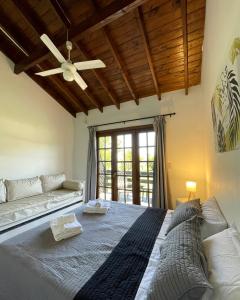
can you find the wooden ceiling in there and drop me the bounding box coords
[0,0,206,117]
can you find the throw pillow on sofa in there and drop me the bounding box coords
[5,177,43,202]
[40,173,66,192]
[0,179,6,203]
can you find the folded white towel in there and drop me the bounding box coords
[50,213,83,241]
[88,199,111,208]
[83,206,109,214]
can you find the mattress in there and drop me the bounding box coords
[0,202,172,300]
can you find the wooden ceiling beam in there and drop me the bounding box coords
[11,0,47,35]
[14,0,148,74]
[136,7,161,100]
[82,89,103,112]
[172,0,181,8]
[49,0,71,29]
[0,11,31,55]
[181,0,189,95]
[103,26,139,105]
[74,41,120,109]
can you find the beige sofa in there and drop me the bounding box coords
[0,174,85,232]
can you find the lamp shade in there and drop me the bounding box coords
[186,181,197,193]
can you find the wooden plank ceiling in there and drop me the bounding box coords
[0,0,206,117]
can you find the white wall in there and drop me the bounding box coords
[0,52,74,179]
[201,0,240,228]
[73,86,206,208]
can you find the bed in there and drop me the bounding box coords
[0,201,171,300]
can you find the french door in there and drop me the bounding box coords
[97,125,155,206]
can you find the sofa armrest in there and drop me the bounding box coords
[63,180,85,191]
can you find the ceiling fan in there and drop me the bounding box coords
[35,34,106,90]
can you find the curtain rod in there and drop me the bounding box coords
[87,112,176,128]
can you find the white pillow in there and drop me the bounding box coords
[203,227,240,300]
[0,179,6,203]
[201,197,228,239]
[5,177,43,202]
[40,173,66,192]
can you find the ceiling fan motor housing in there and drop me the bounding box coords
[62,61,75,81]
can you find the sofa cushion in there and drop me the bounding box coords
[5,177,43,202]
[0,179,6,203]
[40,173,66,192]
[63,180,84,191]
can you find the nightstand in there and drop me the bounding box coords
[176,197,188,206]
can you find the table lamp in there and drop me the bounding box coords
[186,181,197,200]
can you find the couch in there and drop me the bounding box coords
[0,174,85,232]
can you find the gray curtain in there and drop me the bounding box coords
[152,116,168,209]
[85,126,97,203]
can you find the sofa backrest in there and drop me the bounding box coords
[0,179,6,203]
[40,173,66,192]
[5,177,43,202]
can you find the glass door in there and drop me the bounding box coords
[97,135,112,200]
[116,134,133,204]
[97,126,155,206]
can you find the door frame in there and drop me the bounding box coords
[96,124,154,205]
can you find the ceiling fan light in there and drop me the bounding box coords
[63,70,74,82]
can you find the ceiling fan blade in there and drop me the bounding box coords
[40,34,66,63]
[35,68,63,77]
[74,59,106,71]
[73,72,88,90]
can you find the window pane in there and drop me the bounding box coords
[117,149,124,161]
[125,162,132,175]
[148,147,155,161]
[125,149,132,161]
[125,134,132,147]
[118,190,125,203]
[149,192,153,207]
[105,162,111,174]
[99,137,105,148]
[140,177,148,191]
[106,175,112,187]
[99,187,105,200]
[148,162,154,176]
[117,135,124,148]
[126,191,133,205]
[117,162,124,175]
[140,162,147,176]
[148,132,155,146]
[140,191,148,206]
[149,177,153,191]
[98,174,105,186]
[139,147,147,161]
[125,177,132,190]
[117,176,124,189]
[105,136,111,148]
[99,162,105,174]
[139,132,147,146]
[105,149,111,161]
[99,149,105,161]
[106,188,112,200]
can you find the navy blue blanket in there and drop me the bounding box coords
[74,207,167,300]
